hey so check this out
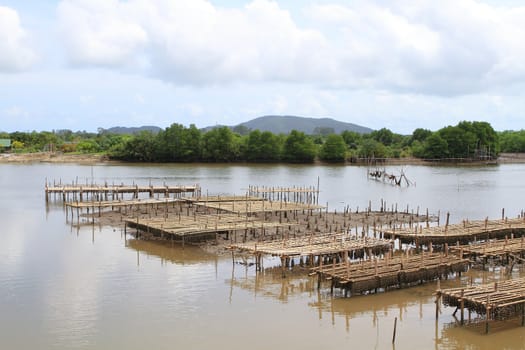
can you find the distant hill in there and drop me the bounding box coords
[235,115,373,134]
[104,126,162,135]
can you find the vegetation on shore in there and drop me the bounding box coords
[0,120,518,163]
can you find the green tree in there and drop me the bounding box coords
[77,139,100,153]
[410,128,432,144]
[202,127,239,162]
[341,130,362,149]
[358,139,387,158]
[370,128,395,146]
[422,133,448,159]
[111,131,157,161]
[500,130,525,152]
[283,130,316,162]
[245,130,281,161]
[319,134,347,162]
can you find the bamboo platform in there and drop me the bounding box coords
[65,198,179,209]
[437,278,525,333]
[311,252,469,296]
[124,214,295,241]
[45,183,200,201]
[248,184,320,204]
[382,217,525,245]
[450,236,525,264]
[194,199,323,214]
[186,195,263,203]
[230,234,392,258]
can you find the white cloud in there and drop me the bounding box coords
[53,0,525,97]
[0,6,37,72]
[57,0,148,66]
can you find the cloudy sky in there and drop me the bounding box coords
[1,0,525,134]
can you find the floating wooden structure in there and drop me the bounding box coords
[124,214,295,243]
[65,198,180,221]
[436,278,525,333]
[311,252,469,297]
[187,195,263,203]
[45,182,200,202]
[450,236,525,267]
[382,217,525,245]
[231,234,391,259]
[194,199,323,215]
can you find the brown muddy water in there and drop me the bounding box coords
[2,163,525,349]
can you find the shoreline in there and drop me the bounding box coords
[2,151,525,165]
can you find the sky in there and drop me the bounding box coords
[1,0,525,134]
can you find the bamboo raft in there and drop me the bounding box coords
[311,252,469,296]
[382,217,525,245]
[230,234,392,258]
[124,214,295,242]
[45,182,200,201]
[436,278,525,333]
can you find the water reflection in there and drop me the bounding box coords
[125,239,218,265]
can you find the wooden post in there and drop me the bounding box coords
[392,317,398,344]
[460,289,465,325]
[485,294,490,334]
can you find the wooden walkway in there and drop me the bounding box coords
[230,234,392,258]
[45,183,200,201]
[124,214,294,241]
[382,218,525,245]
[437,278,525,333]
[311,252,468,296]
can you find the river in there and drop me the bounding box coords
[1,162,525,349]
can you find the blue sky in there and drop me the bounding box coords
[1,0,525,134]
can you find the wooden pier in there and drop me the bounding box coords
[45,182,200,202]
[311,252,469,296]
[437,277,525,333]
[382,217,525,245]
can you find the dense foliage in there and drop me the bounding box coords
[0,120,515,163]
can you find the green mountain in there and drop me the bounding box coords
[103,126,162,135]
[235,115,373,134]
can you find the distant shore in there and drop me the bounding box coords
[0,152,111,164]
[1,151,525,165]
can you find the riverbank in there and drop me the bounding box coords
[2,151,525,165]
[0,152,111,164]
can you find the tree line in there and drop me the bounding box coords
[1,120,521,163]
